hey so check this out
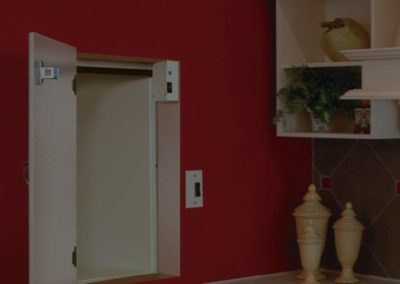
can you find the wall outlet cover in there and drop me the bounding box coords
[185,170,203,208]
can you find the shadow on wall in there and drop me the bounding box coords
[312,139,400,279]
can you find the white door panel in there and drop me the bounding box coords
[29,32,77,284]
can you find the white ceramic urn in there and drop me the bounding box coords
[297,221,324,284]
[333,202,364,283]
[293,184,331,280]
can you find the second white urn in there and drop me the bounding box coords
[333,202,364,283]
[293,184,331,280]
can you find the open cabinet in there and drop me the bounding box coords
[29,33,180,284]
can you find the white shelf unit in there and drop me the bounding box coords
[276,0,400,139]
[341,46,400,100]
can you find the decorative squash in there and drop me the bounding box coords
[321,18,370,61]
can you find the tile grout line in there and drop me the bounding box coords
[363,242,392,278]
[368,141,398,186]
[359,142,394,279]
[330,189,345,211]
[365,141,398,228]
[312,139,321,176]
[328,140,358,177]
[368,195,395,230]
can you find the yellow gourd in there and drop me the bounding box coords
[321,18,370,61]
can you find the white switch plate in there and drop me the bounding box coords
[153,60,179,102]
[185,170,203,208]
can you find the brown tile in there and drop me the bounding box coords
[331,142,395,227]
[312,139,400,279]
[313,170,320,190]
[354,244,389,278]
[369,140,400,179]
[318,190,343,270]
[288,237,301,269]
[313,139,356,176]
[367,197,400,279]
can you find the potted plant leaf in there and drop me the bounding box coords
[273,65,360,132]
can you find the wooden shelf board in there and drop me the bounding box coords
[277,132,372,139]
[283,61,362,69]
[342,47,400,61]
[341,89,400,100]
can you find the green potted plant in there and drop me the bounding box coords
[273,65,360,132]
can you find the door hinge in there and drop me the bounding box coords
[72,246,77,267]
[72,75,77,95]
[23,161,29,186]
[35,61,60,85]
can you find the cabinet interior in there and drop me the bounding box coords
[76,72,156,283]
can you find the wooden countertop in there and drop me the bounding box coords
[207,271,400,284]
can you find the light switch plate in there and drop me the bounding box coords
[153,60,179,102]
[185,170,203,208]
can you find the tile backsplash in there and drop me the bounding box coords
[312,139,400,279]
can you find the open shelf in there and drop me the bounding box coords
[275,0,400,139]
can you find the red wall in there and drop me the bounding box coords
[0,0,311,283]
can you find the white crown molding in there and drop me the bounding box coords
[341,89,400,100]
[342,47,400,61]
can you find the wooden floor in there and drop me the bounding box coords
[92,273,173,284]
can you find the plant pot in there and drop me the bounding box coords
[309,113,331,133]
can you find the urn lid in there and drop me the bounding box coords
[333,202,364,231]
[297,221,322,244]
[293,184,331,218]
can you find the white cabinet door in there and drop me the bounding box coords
[29,32,77,284]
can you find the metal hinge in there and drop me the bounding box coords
[35,61,60,85]
[23,161,29,186]
[72,246,77,267]
[72,75,77,95]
